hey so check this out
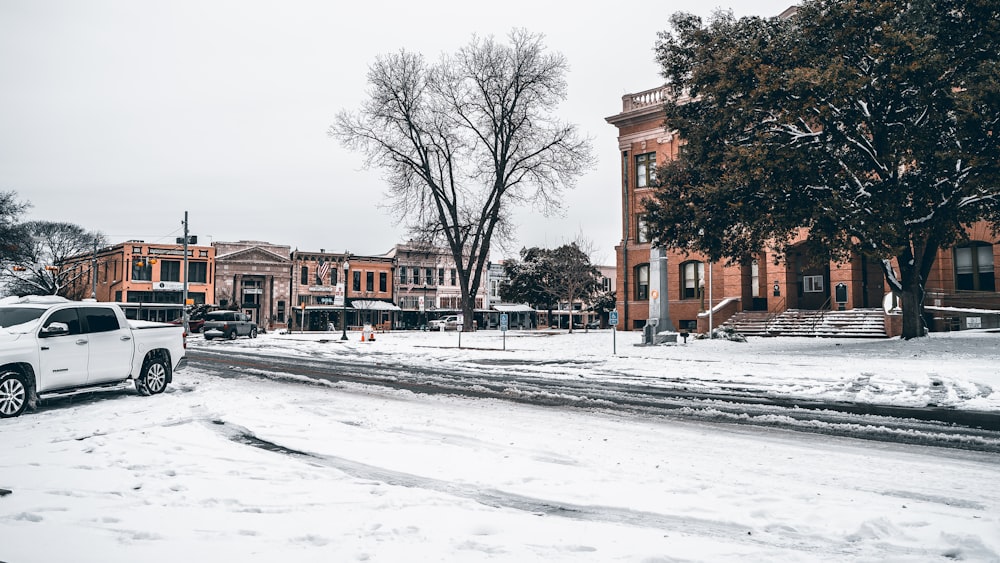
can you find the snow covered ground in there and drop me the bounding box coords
[1,329,999,561]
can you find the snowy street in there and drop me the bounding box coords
[2,330,999,561]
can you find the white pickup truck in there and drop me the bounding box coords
[0,296,187,418]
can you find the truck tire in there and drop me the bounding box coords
[135,356,169,396]
[250,327,258,339]
[0,371,29,418]
[227,329,237,340]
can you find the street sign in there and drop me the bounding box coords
[609,310,619,327]
[499,313,509,332]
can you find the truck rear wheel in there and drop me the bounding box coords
[136,357,168,396]
[0,371,28,418]
[227,329,237,340]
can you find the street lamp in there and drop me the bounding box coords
[340,260,350,340]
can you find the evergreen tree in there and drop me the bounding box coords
[646,0,1000,339]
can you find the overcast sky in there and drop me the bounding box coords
[1,0,794,265]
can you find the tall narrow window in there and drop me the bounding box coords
[160,260,181,282]
[681,261,704,299]
[300,266,309,285]
[955,242,995,291]
[413,268,421,285]
[187,262,207,283]
[451,269,457,286]
[438,268,445,285]
[751,260,760,298]
[132,259,152,281]
[366,271,375,292]
[399,267,407,283]
[353,271,361,292]
[379,272,387,292]
[635,264,649,300]
[635,152,655,188]
[636,215,650,243]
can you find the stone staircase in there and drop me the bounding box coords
[723,308,888,338]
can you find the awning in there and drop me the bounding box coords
[492,303,535,313]
[350,300,402,311]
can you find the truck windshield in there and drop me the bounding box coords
[0,307,46,329]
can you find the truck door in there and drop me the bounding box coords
[81,306,134,384]
[36,308,88,393]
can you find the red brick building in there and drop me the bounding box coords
[606,86,1000,333]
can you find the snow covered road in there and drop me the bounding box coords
[2,330,999,561]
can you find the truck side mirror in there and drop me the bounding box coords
[40,322,69,337]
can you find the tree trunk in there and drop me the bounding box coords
[898,278,926,339]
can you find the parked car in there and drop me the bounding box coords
[202,311,257,340]
[0,296,187,418]
[586,319,601,329]
[428,315,461,330]
[169,317,205,333]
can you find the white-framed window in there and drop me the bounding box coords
[803,275,824,293]
[681,261,704,299]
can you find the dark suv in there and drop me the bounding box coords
[202,311,257,340]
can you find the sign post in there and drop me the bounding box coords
[499,313,509,351]
[609,309,619,355]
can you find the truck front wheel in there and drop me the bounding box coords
[136,357,169,396]
[0,371,28,418]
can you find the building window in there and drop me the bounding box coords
[438,268,445,285]
[451,269,457,286]
[188,262,207,283]
[277,300,286,322]
[602,277,611,292]
[379,272,387,292]
[955,242,995,291]
[353,271,361,292]
[160,260,181,282]
[803,275,825,293]
[636,152,655,188]
[635,264,649,300]
[414,268,421,285]
[399,267,407,284]
[366,271,375,292]
[300,266,309,285]
[751,259,760,298]
[331,268,338,286]
[681,261,704,299]
[636,215,650,243]
[132,259,152,281]
[426,268,433,286]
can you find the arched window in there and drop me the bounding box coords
[635,264,649,300]
[955,242,995,291]
[680,261,704,299]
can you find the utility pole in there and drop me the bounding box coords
[91,237,98,299]
[182,211,190,333]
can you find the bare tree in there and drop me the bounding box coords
[1,190,30,267]
[331,29,594,329]
[3,221,106,298]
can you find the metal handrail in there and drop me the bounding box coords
[808,297,833,333]
[763,296,786,333]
